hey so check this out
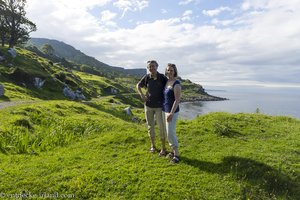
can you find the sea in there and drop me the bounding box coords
[180,86,300,120]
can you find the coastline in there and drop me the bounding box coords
[181,94,228,103]
[180,87,300,120]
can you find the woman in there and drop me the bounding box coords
[162,63,181,163]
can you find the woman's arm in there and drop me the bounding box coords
[167,84,181,122]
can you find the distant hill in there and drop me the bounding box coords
[0,46,147,104]
[26,38,146,77]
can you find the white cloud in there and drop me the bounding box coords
[179,0,194,6]
[241,0,269,10]
[182,10,193,21]
[161,9,167,14]
[101,10,117,22]
[27,0,112,10]
[202,7,232,17]
[241,0,299,11]
[25,0,300,87]
[113,0,149,18]
[211,18,235,26]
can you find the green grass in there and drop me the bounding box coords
[0,100,137,154]
[0,47,138,102]
[0,46,299,199]
[0,101,299,199]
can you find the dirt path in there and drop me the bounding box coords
[0,101,39,110]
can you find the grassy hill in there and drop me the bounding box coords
[26,38,146,77]
[0,46,143,106]
[0,101,299,199]
[0,45,218,104]
[0,45,299,199]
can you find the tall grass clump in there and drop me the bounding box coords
[0,100,135,154]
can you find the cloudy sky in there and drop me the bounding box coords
[26,0,300,87]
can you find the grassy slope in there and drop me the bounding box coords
[0,47,137,103]
[0,100,299,199]
[1,46,212,104]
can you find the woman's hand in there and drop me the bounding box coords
[141,94,148,102]
[167,113,173,122]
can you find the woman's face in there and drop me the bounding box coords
[166,66,175,78]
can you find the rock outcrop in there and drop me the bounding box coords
[0,84,4,96]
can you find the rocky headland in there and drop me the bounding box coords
[181,94,228,102]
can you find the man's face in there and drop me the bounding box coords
[147,64,157,75]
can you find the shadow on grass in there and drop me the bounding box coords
[182,156,299,198]
[0,95,10,101]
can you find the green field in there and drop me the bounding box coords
[0,100,299,199]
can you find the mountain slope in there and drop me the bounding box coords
[0,46,143,106]
[26,38,146,77]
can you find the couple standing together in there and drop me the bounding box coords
[136,60,181,164]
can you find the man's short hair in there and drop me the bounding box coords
[147,60,158,68]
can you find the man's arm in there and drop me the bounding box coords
[136,76,148,102]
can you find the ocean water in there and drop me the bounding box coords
[180,86,300,120]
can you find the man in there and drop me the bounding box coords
[136,60,168,155]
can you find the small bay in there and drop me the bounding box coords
[180,86,300,120]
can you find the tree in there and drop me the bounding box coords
[41,43,55,55]
[0,0,8,46]
[0,0,4,10]
[2,0,36,47]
